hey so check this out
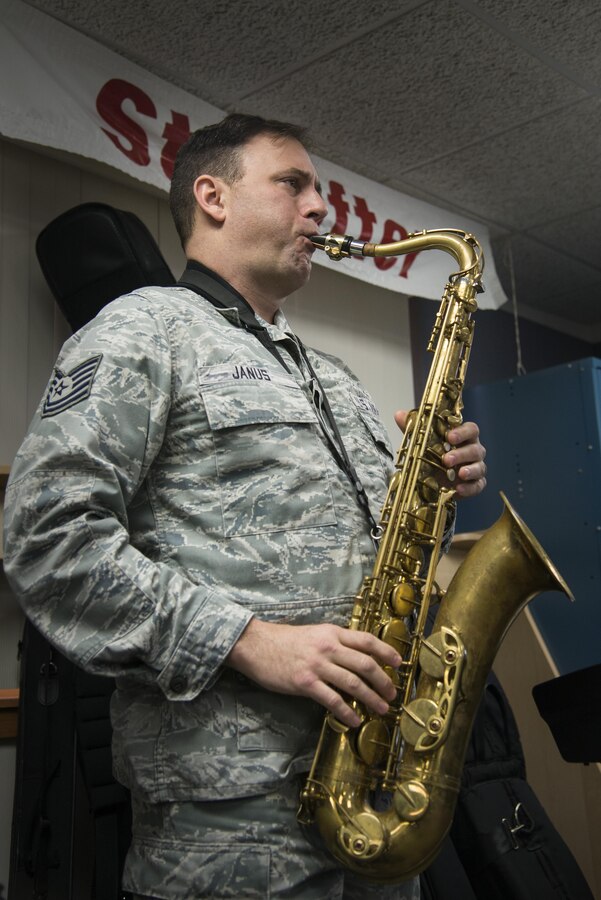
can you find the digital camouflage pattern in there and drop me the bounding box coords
[3,285,395,804]
[126,776,420,899]
[3,285,428,896]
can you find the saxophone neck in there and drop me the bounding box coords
[311,228,484,296]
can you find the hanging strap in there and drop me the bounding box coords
[294,337,380,542]
[179,261,380,542]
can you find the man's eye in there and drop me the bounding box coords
[283,178,299,190]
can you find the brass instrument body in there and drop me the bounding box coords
[299,230,573,882]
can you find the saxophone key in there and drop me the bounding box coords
[390,580,418,616]
[420,475,439,503]
[382,664,401,688]
[419,628,464,678]
[399,698,439,747]
[356,718,392,767]
[443,383,461,403]
[326,712,353,733]
[395,542,425,576]
[379,617,411,654]
[393,780,430,822]
[407,505,437,536]
[338,811,385,860]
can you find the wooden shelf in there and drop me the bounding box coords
[0,688,19,740]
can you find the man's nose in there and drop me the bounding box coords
[306,189,328,225]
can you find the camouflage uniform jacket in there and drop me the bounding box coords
[3,284,397,803]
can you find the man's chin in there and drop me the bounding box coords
[295,254,314,284]
[278,260,312,298]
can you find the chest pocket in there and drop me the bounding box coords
[199,364,337,537]
[356,404,395,464]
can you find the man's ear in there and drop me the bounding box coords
[193,175,227,223]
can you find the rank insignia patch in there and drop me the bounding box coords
[42,354,103,418]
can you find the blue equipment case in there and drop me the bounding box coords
[457,357,601,675]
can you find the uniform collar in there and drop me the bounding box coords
[179,259,296,372]
[180,260,289,333]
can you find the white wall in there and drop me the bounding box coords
[0,136,414,892]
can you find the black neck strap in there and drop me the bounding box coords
[179,261,379,542]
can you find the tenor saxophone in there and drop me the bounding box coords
[298,229,573,882]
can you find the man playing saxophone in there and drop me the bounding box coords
[3,113,486,899]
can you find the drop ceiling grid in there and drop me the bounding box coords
[236,1,587,175]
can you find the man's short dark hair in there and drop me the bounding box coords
[169,113,307,248]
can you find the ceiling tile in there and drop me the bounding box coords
[398,97,601,231]
[526,206,601,274]
[473,0,601,91]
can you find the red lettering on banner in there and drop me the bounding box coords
[375,219,420,277]
[161,111,191,179]
[353,196,377,242]
[97,79,157,166]
[323,179,420,279]
[327,181,350,234]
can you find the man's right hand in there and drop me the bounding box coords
[225,619,401,727]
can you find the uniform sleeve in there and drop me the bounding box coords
[2,296,252,701]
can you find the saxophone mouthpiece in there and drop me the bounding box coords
[310,233,368,261]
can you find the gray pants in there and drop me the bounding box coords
[124,776,420,899]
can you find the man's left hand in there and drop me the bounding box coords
[394,411,487,499]
[442,420,487,498]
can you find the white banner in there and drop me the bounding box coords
[0,0,506,308]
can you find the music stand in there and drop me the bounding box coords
[532,663,601,764]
